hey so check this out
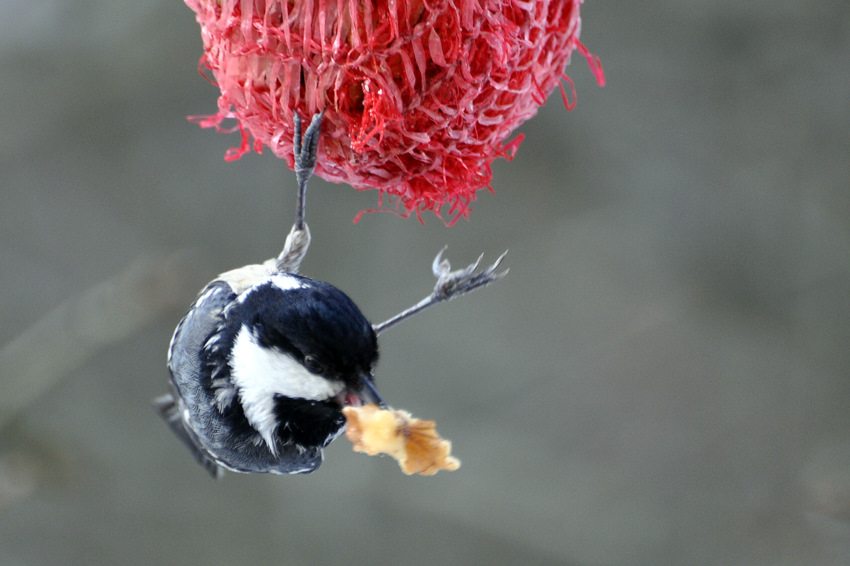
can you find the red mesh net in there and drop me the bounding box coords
[185,0,604,222]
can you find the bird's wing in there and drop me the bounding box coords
[154,392,223,478]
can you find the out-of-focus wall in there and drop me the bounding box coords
[1,2,849,565]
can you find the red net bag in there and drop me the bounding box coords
[186,0,604,222]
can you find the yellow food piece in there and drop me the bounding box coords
[343,405,460,475]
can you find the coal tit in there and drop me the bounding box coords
[155,112,506,477]
[155,265,383,477]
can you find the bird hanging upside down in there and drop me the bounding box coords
[155,112,506,477]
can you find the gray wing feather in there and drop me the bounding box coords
[161,281,235,477]
[167,281,233,387]
[154,392,223,478]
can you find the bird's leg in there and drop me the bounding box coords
[276,110,325,273]
[372,248,508,335]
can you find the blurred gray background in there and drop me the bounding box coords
[2,1,849,565]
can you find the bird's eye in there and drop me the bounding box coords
[303,355,325,374]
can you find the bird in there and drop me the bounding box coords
[155,111,507,477]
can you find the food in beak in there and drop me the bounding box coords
[342,404,460,475]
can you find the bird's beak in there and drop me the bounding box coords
[358,374,387,409]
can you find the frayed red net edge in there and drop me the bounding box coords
[578,41,606,87]
[351,133,525,226]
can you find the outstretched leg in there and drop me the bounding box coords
[373,248,508,335]
[276,110,325,273]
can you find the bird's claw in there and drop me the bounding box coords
[277,111,324,273]
[371,248,508,335]
[431,247,509,302]
[293,110,324,189]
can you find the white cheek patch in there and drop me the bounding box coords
[229,326,343,454]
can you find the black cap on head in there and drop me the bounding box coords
[244,275,378,383]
